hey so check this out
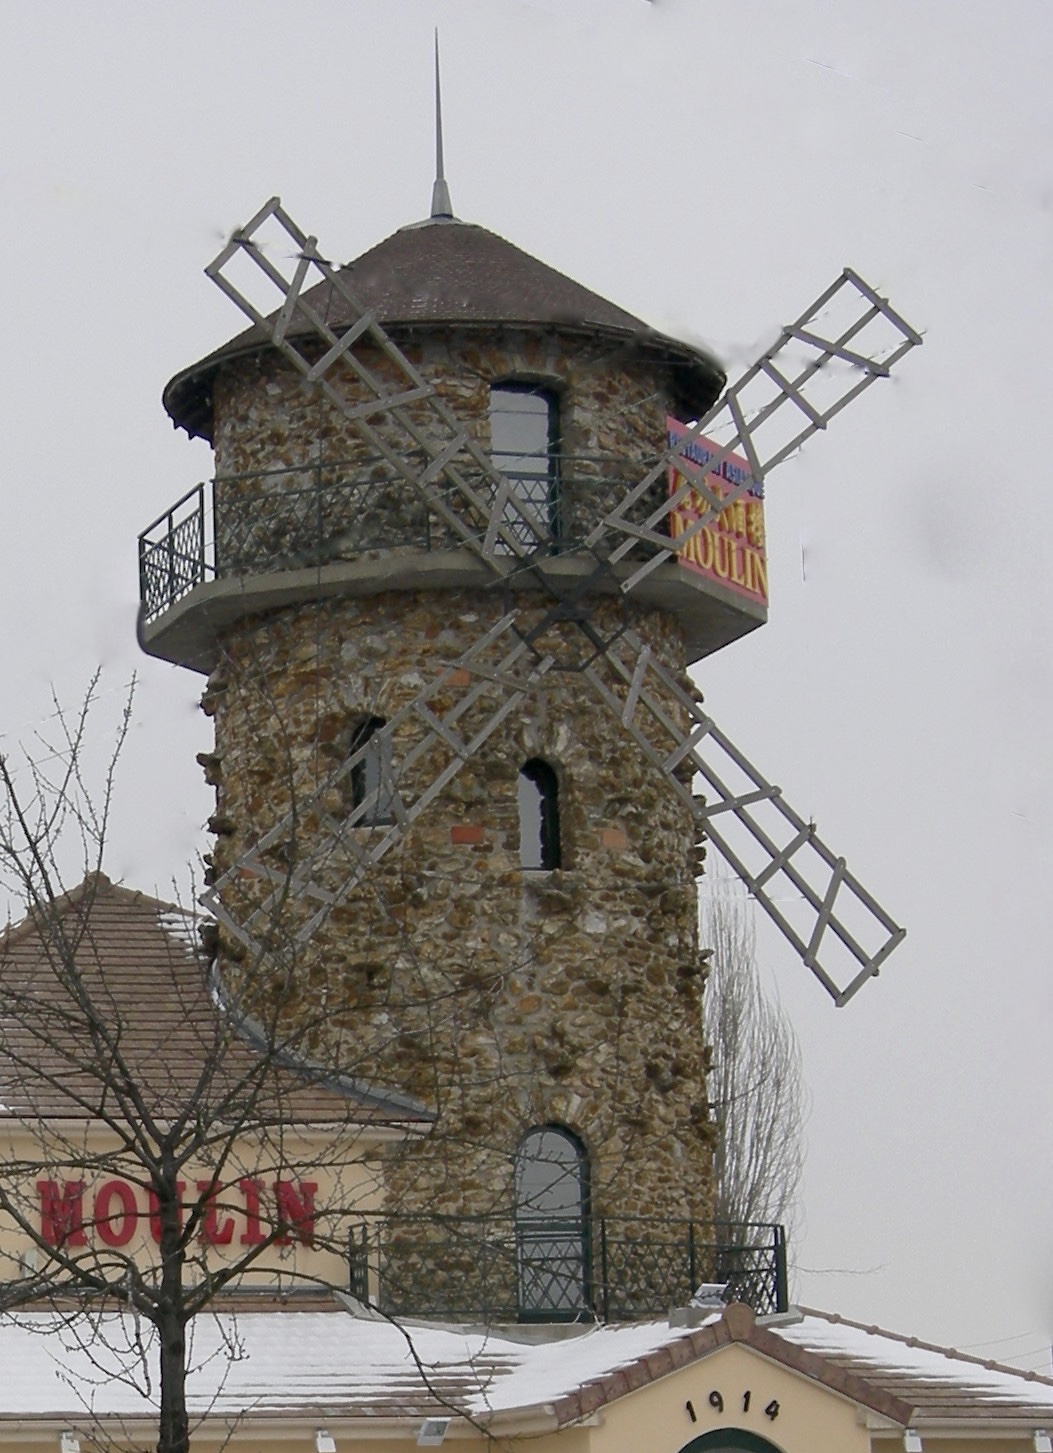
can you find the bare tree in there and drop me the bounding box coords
[701,874,806,1234]
[0,678,427,1453]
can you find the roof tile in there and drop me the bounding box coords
[163,218,724,439]
[0,874,427,1124]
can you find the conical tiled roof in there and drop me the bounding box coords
[163,217,724,440]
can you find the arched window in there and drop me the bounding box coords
[489,383,561,549]
[349,717,395,825]
[518,760,561,870]
[677,1432,787,1453]
[514,1125,589,1320]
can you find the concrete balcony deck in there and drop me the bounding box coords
[138,456,767,673]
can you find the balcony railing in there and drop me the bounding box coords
[139,480,214,625]
[347,1213,787,1324]
[138,452,665,626]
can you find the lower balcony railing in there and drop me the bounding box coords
[347,1213,787,1324]
[138,453,667,626]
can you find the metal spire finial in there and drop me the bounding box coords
[431,31,454,220]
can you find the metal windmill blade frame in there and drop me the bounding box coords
[201,615,556,952]
[591,269,922,595]
[581,630,905,1005]
[201,195,918,1004]
[205,198,554,571]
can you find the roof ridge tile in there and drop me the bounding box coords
[798,1306,1053,1388]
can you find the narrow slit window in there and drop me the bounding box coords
[518,759,561,870]
[350,717,395,826]
[489,384,560,549]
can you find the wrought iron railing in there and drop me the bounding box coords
[347,1212,787,1323]
[138,452,666,626]
[139,481,214,624]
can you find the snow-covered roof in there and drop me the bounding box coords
[782,1308,1053,1422]
[2,1303,1051,1434]
[0,1310,678,1424]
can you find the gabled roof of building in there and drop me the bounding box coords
[0,873,430,1124]
[163,215,725,440]
[496,1303,1053,1431]
[0,1302,1050,1431]
[781,1306,1053,1424]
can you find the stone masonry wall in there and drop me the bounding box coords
[211,329,677,571]
[203,328,715,1232]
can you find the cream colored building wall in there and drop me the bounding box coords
[873,1442,1030,1453]
[0,1424,589,1453]
[590,1344,871,1453]
[0,1421,1039,1453]
[0,1118,388,1287]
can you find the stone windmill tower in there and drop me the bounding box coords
[139,147,918,1320]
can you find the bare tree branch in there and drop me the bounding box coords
[701,873,806,1238]
[0,682,420,1453]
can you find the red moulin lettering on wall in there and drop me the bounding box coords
[36,1177,319,1250]
[37,1181,87,1248]
[238,1177,267,1246]
[275,1180,318,1246]
[195,1180,236,1246]
[94,1179,138,1248]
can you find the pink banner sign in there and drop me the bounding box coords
[666,418,768,606]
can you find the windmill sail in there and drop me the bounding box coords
[580,628,905,1005]
[594,269,922,595]
[202,196,917,1003]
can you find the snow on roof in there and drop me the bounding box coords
[157,906,205,956]
[470,1320,713,1415]
[780,1310,1053,1416]
[1,1305,1050,1430]
[0,1311,721,1424]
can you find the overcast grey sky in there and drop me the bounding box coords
[1,0,1051,1362]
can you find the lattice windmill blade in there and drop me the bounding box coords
[202,614,556,957]
[203,198,911,1000]
[207,202,921,643]
[582,629,904,1006]
[207,201,922,619]
[205,197,558,571]
[200,197,582,957]
[586,269,922,596]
